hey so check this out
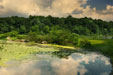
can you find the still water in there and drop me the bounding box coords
[0,50,112,75]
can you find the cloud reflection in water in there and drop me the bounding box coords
[0,52,112,75]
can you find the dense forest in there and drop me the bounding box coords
[0,15,113,46]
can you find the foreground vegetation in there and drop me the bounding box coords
[0,41,61,66]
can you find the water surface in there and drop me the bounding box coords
[0,50,112,75]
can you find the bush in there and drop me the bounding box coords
[17,35,27,39]
[27,31,38,42]
[70,33,79,45]
[0,34,7,39]
[78,39,91,48]
[11,37,18,41]
[0,31,18,39]
[6,31,18,37]
[49,29,79,46]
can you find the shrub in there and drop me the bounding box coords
[27,31,38,42]
[78,39,91,48]
[35,35,51,43]
[11,37,18,41]
[7,31,18,37]
[49,29,79,45]
[17,35,27,39]
[0,31,18,39]
[0,34,7,39]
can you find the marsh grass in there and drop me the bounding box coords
[39,44,77,50]
[0,42,59,66]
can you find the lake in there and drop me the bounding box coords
[0,50,112,75]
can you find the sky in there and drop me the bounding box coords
[0,0,113,21]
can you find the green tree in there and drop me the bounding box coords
[27,31,38,42]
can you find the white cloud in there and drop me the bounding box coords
[72,5,113,21]
[0,0,113,21]
[106,5,113,11]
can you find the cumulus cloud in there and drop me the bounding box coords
[0,0,113,21]
[72,5,113,21]
[0,0,40,17]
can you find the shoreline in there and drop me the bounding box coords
[0,40,113,68]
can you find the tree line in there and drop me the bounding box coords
[0,15,113,35]
[0,15,113,46]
